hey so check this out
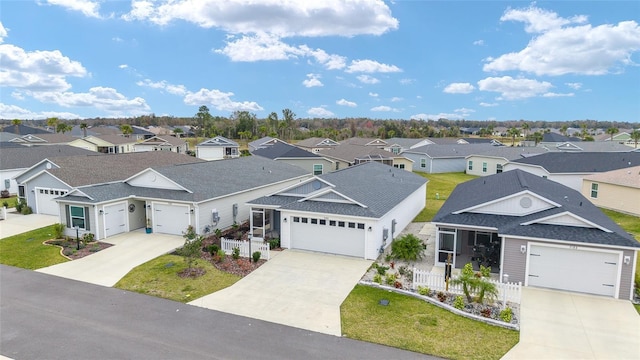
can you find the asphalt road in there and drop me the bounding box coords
[0,265,436,360]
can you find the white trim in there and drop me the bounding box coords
[432,222,499,232]
[503,234,639,251]
[299,188,368,207]
[520,210,612,232]
[63,188,95,201]
[630,252,638,300]
[453,190,561,215]
[151,201,192,234]
[124,168,193,193]
[101,200,129,239]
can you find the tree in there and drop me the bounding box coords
[173,127,184,137]
[532,131,543,146]
[56,123,71,134]
[631,129,640,148]
[282,108,296,140]
[80,123,88,138]
[120,124,133,137]
[606,127,619,142]
[177,225,205,277]
[521,121,530,139]
[11,119,22,134]
[560,125,568,136]
[451,263,498,304]
[46,117,58,131]
[508,127,520,146]
[266,112,278,135]
[194,105,213,138]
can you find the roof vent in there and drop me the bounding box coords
[579,201,582,206]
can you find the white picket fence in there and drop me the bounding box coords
[221,238,270,260]
[413,268,522,304]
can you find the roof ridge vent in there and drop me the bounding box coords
[516,170,529,189]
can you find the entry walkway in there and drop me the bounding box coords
[502,287,640,359]
[0,211,59,239]
[189,250,372,336]
[36,231,184,287]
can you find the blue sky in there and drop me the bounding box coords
[1,1,639,122]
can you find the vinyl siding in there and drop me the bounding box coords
[274,158,334,175]
[581,181,640,216]
[25,174,70,213]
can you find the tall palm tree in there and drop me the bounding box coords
[46,117,58,132]
[606,127,619,142]
[508,127,520,146]
[631,129,640,148]
[521,122,530,139]
[80,123,88,138]
[11,119,22,134]
[120,124,133,137]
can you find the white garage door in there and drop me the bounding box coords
[290,217,365,258]
[153,203,190,235]
[35,188,67,215]
[104,203,127,238]
[527,244,620,297]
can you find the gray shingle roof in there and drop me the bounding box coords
[295,137,338,148]
[318,143,400,163]
[541,141,633,152]
[467,146,546,160]
[1,124,51,135]
[0,145,98,170]
[405,143,501,158]
[196,136,238,147]
[385,137,427,148]
[47,152,204,186]
[250,161,427,218]
[433,169,638,248]
[510,152,640,173]
[253,141,320,159]
[91,134,138,145]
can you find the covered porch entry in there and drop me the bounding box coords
[249,206,280,241]
[435,226,502,273]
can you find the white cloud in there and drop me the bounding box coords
[477,76,554,100]
[410,110,470,121]
[565,82,582,90]
[473,39,484,46]
[357,75,380,84]
[369,92,379,97]
[454,107,475,115]
[184,88,263,112]
[29,87,150,116]
[118,64,128,69]
[399,78,415,85]
[0,44,87,92]
[542,92,574,97]
[485,6,640,76]
[0,22,7,43]
[443,82,475,94]
[122,0,398,37]
[304,47,347,70]
[112,37,124,42]
[336,98,357,107]
[479,102,499,107]
[137,79,188,95]
[0,103,81,119]
[346,59,402,73]
[390,97,403,102]
[302,73,323,88]
[307,107,334,117]
[371,105,398,112]
[44,0,102,19]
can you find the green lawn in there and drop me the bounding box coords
[413,172,477,222]
[341,285,519,360]
[114,255,241,302]
[0,225,68,269]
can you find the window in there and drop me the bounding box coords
[335,162,339,170]
[310,218,318,224]
[496,164,503,173]
[338,221,345,227]
[68,205,89,230]
[542,175,547,179]
[420,158,426,168]
[398,164,405,169]
[301,218,308,223]
[18,185,25,198]
[348,222,356,228]
[319,219,326,225]
[394,164,399,168]
[392,147,400,154]
[357,223,365,230]
[293,217,300,223]
[591,183,598,198]
[468,161,473,171]
[329,220,336,226]
[313,164,323,175]
[482,162,487,173]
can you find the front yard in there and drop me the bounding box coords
[0,225,68,269]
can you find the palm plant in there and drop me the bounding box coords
[606,127,619,141]
[631,129,640,148]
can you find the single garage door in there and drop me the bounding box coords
[527,244,620,297]
[153,203,190,235]
[35,188,67,215]
[290,217,365,258]
[104,202,127,238]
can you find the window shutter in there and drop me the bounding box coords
[65,205,71,228]
[84,206,91,231]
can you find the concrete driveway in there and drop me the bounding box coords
[0,211,59,239]
[36,231,184,287]
[502,287,640,359]
[189,250,372,336]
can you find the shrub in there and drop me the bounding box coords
[417,286,430,296]
[232,246,240,260]
[397,265,407,276]
[215,249,226,262]
[479,265,491,278]
[53,223,65,239]
[214,228,222,238]
[384,253,392,262]
[20,206,33,215]
[207,244,219,255]
[384,273,397,286]
[90,245,101,253]
[82,233,95,242]
[481,308,492,318]
[267,238,280,249]
[391,234,425,262]
[373,273,382,284]
[500,307,513,323]
[376,264,389,276]
[177,225,203,272]
[2,200,8,208]
[62,249,74,256]
[14,198,26,213]
[252,251,261,263]
[393,281,403,289]
[453,295,465,310]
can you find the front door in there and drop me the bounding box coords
[436,228,457,267]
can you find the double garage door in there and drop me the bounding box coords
[527,244,620,297]
[153,203,190,235]
[290,217,365,258]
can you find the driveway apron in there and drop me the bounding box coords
[0,212,59,239]
[502,287,640,359]
[36,231,184,287]
[189,249,372,336]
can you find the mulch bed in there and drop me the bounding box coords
[44,238,113,260]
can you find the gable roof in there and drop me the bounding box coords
[253,141,322,159]
[466,146,546,161]
[41,152,203,187]
[385,137,433,148]
[66,156,311,204]
[248,136,284,151]
[433,169,638,248]
[583,165,640,189]
[405,143,501,158]
[295,137,339,148]
[340,137,387,147]
[541,141,633,153]
[91,134,139,145]
[318,143,401,163]
[510,152,640,173]
[249,161,427,218]
[11,133,76,144]
[196,136,238,147]
[0,145,98,170]
[136,135,186,146]
[542,132,581,143]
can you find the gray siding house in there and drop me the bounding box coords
[432,169,639,300]
[404,143,501,174]
[252,141,334,175]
